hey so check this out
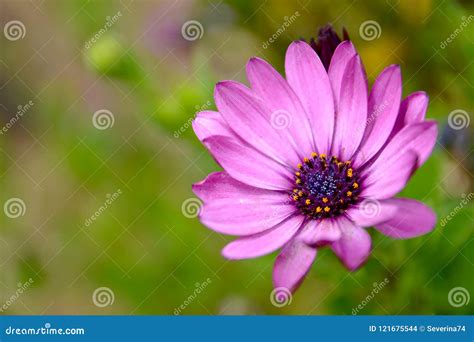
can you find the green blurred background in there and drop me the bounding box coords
[0,0,473,315]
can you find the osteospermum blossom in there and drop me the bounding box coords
[192,33,437,293]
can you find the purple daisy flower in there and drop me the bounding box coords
[192,38,437,293]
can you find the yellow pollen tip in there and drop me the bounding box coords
[346,191,352,197]
[304,157,310,163]
[295,172,300,177]
[316,206,322,213]
[320,154,326,159]
[293,189,298,193]
[322,197,328,203]
[296,178,301,184]
[305,199,311,205]
[298,191,303,196]
[311,152,318,158]
[353,182,359,189]
[297,163,303,169]
[347,168,353,177]
[292,195,299,201]
[324,206,330,212]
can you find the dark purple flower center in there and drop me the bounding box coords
[290,153,361,219]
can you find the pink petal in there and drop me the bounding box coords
[202,136,293,191]
[273,238,317,293]
[346,200,398,227]
[215,81,299,167]
[246,57,316,158]
[328,41,357,106]
[192,111,235,141]
[285,41,335,155]
[298,218,341,246]
[331,55,368,161]
[194,173,295,236]
[376,198,436,239]
[361,121,437,199]
[392,91,429,134]
[222,215,304,259]
[361,151,418,200]
[354,65,402,167]
[331,217,372,271]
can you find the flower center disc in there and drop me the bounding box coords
[291,153,361,219]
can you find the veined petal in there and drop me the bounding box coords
[202,136,293,191]
[361,151,417,200]
[392,91,429,134]
[215,80,299,167]
[331,54,368,161]
[354,65,402,167]
[246,57,315,158]
[285,41,335,155]
[299,218,341,246]
[376,198,436,239]
[273,238,317,293]
[331,217,372,271]
[222,215,304,259]
[328,41,357,106]
[193,172,295,236]
[346,200,398,227]
[192,111,235,141]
